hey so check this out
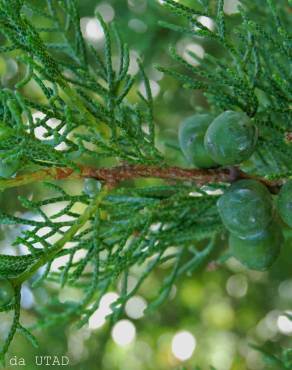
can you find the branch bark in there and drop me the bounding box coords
[0,164,282,192]
[80,165,281,190]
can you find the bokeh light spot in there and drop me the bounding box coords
[95,3,115,22]
[171,331,196,361]
[128,18,148,33]
[224,0,241,15]
[112,319,136,346]
[80,18,104,42]
[226,274,248,298]
[139,80,160,99]
[89,292,119,330]
[277,312,292,335]
[125,296,147,319]
[197,16,215,31]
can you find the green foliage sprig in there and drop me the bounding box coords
[0,0,290,365]
[0,0,224,360]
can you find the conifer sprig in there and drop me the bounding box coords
[0,0,290,363]
[0,0,163,359]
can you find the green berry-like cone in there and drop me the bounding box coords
[0,278,14,307]
[277,180,292,227]
[217,180,273,237]
[178,114,217,168]
[0,158,21,178]
[204,111,258,166]
[229,222,283,271]
[84,178,102,197]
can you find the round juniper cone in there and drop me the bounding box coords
[0,277,14,307]
[204,110,258,166]
[84,178,102,197]
[178,113,217,168]
[217,179,273,237]
[229,222,283,271]
[277,180,292,227]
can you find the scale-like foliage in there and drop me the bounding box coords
[0,0,290,365]
[0,0,220,361]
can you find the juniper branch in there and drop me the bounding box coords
[0,0,290,363]
[0,165,282,192]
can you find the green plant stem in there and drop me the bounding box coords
[0,167,78,191]
[11,187,108,286]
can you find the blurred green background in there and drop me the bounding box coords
[0,0,291,369]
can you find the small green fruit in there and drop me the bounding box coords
[217,180,273,237]
[84,178,102,197]
[178,114,217,168]
[204,111,258,165]
[277,180,292,227]
[229,222,283,271]
[0,277,14,307]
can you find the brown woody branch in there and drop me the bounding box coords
[71,165,282,192]
[0,165,282,192]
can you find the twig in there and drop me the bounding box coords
[0,165,283,192]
